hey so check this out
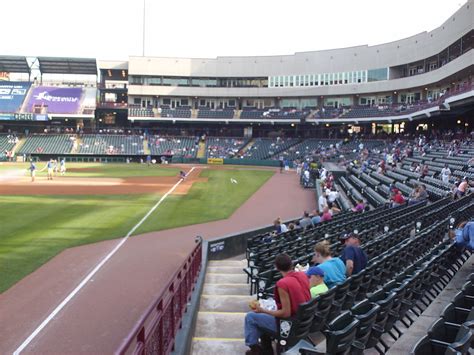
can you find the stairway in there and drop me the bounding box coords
[70,136,81,154]
[238,139,255,156]
[12,137,26,156]
[191,259,251,354]
[196,140,207,159]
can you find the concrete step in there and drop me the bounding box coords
[208,260,247,267]
[207,266,244,274]
[200,295,253,312]
[191,338,246,355]
[194,312,245,338]
[203,283,251,296]
[205,273,248,284]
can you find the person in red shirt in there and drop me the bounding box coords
[244,254,310,354]
[390,188,406,207]
[321,207,333,222]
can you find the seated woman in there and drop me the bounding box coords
[312,240,346,288]
[244,254,310,355]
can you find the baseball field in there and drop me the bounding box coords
[0,162,273,292]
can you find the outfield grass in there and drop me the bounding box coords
[136,169,274,233]
[0,194,160,293]
[0,166,273,292]
[0,162,180,178]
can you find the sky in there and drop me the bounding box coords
[1,0,468,60]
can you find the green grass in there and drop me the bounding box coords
[0,167,273,293]
[136,169,273,233]
[0,194,160,293]
[0,162,180,178]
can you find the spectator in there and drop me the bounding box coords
[326,188,339,207]
[390,188,405,207]
[244,254,310,354]
[409,184,428,205]
[321,207,332,222]
[274,218,288,234]
[318,192,328,212]
[339,233,368,276]
[299,211,313,230]
[352,199,365,213]
[312,241,346,288]
[440,164,451,184]
[456,177,469,198]
[421,164,429,178]
[450,220,474,251]
[310,210,321,225]
[306,266,329,298]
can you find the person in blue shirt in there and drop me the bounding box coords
[312,240,346,288]
[451,220,474,251]
[29,161,36,182]
[339,232,368,276]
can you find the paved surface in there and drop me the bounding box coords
[0,170,315,354]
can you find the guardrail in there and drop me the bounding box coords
[116,239,202,355]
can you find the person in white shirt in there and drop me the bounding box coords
[318,193,328,212]
[320,168,328,181]
[440,164,451,184]
[325,188,339,205]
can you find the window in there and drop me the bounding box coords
[367,68,388,82]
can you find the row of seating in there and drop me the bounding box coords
[206,137,248,158]
[18,134,75,155]
[0,134,17,152]
[246,198,453,290]
[148,136,197,157]
[77,134,144,155]
[273,210,472,353]
[253,193,473,354]
[411,274,474,354]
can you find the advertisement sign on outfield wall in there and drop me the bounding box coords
[0,113,48,121]
[207,158,224,165]
[0,82,31,113]
[0,72,10,81]
[28,86,82,114]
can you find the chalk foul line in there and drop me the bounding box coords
[13,166,196,355]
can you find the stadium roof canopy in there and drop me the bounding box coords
[38,57,97,75]
[0,56,30,73]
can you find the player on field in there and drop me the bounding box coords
[29,161,36,182]
[60,158,66,176]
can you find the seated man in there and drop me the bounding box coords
[299,211,313,230]
[245,254,310,354]
[390,188,405,207]
[339,233,368,276]
[450,220,474,251]
[306,266,329,298]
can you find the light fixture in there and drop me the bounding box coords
[457,120,461,124]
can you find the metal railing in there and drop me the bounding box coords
[116,239,202,355]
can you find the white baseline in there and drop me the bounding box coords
[13,166,196,355]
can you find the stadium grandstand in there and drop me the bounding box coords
[1,2,474,355]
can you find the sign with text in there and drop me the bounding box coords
[207,157,224,165]
[0,82,31,113]
[0,72,10,81]
[28,86,82,114]
[0,113,48,121]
